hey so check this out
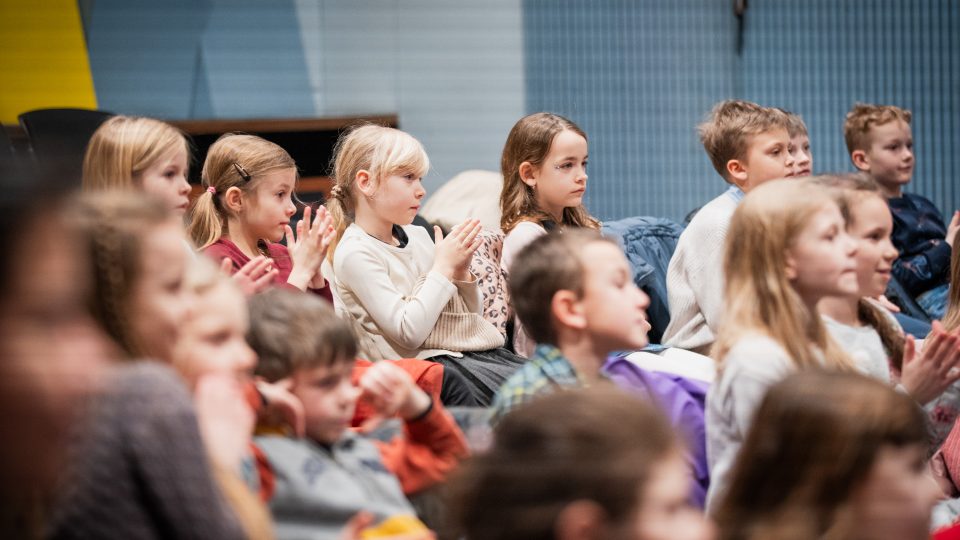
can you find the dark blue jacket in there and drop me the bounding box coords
[888,193,950,297]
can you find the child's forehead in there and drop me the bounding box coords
[866,119,911,141]
[746,127,790,148]
[580,241,629,274]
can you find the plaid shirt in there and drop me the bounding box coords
[888,193,951,297]
[489,344,583,424]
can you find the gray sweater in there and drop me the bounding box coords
[48,362,245,540]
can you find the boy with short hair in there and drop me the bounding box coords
[490,230,651,423]
[662,100,795,353]
[845,103,960,319]
[247,289,468,539]
[780,108,812,177]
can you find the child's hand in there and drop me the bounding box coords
[875,294,901,313]
[286,205,335,290]
[900,321,960,404]
[194,373,255,470]
[358,362,432,421]
[946,211,960,248]
[255,377,305,437]
[224,256,277,296]
[431,219,482,282]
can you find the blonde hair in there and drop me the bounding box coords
[712,179,855,372]
[325,124,430,261]
[843,103,912,154]
[187,133,297,249]
[499,112,600,234]
[69,191,174,359]
[82,115,189,192]
[699,100,790,183]
[777,108,809,138]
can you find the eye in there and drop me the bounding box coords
[403,173,417,181]
[207,331,231,345]
[581,160,588,169]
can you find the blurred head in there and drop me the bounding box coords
[450,387,713,540]
[188,134,298,249]
[778,108,812,177]
[247,289,358,443]
[500,113,599,233]
[715,370,936,540]
[172,258,256,389]
[715,179,857,372]
[508,230,650,355]
[0,180,109,496]
[82,115,192,215]
[74,192,191,362]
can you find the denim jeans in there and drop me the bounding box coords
[917,282,950,320]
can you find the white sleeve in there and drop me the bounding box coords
[336,246,456,350]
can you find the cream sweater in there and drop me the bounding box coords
[329,223,482,360]
[662,192,739,353]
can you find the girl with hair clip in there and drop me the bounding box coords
[815,174,960,440]
[715,370,941,540]
[706,178,860,512]
[49,192,270,540]
[188,133,334,300]
[449,387,714,540]
[84,116,279,295]
[325,124,523,405]
[499,112,600,356]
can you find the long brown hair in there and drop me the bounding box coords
[813,173,905,369]
[715,370,927,540]
[712,179,855,371]
[449,387,678,540]
[943,228,960,332]
[69,192,174,359]
[499,113,599,234]
[187,133,297,249]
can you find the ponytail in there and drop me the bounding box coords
[187,189,225,250]
[858,298,905,371]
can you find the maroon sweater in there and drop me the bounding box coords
[203,238,333,303]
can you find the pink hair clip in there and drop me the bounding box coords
[207,186,216,195]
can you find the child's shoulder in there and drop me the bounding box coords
[723,334,791,367]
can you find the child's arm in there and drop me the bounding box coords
[891,203,956,297]
[359,362,470,494]
[336,221,482,350]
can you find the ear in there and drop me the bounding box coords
[552,289,586,331]
[355,169,375,198]
[554,500,607,540]
[850,149,870,172]
[223,186,244,213]
[726,158,749,189]
[784,249,799,281]
[519,161,538,188]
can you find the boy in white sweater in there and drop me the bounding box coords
[663,100,798,353]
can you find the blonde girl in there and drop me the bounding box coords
[51,192,270,539]
[816,174,960,409]
[706,178,859,512]
[499,112,600,356]
[325,124,523,405]
[82,115,192,215]
[716,370,939,540]
[188,133,334,297]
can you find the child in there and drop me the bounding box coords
[715,370,940,540]
[845,103,960,319]
[189,133,334,298]
[663,101,795,354]
[324,124,522,404]
[498,112,601,357]
[780,108,812,177]
[816,174,960,412]
[82,115,192,216]
[83,115,279,295]
[451,387,714,540]
[490,229,650,423]
[706,178,859,512]
[50,193,263,539]
[247,288,469,539]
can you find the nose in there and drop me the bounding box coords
[883,238,898,262]
[841,231,858,257]
[633,284,650,310]
[236,342,257,374]
[178,174,191,195]
[339,380,361,407]
[414,180,426,199]
[285,198,297,217]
